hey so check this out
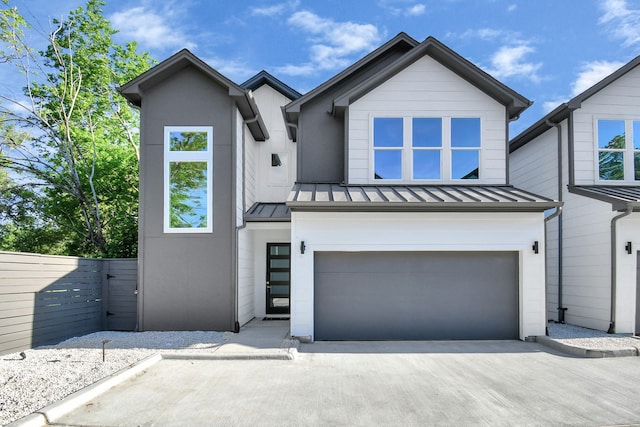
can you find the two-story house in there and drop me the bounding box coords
[120,33,559,341]
[510,56,640,336]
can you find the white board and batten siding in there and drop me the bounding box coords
[572,67,640,185]
[252,85,297,203]
[348,56,507,185]
[559,192,613,331]
[290,211,547,341]
[616,214,640,333]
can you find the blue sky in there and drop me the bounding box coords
[7,0,640,135]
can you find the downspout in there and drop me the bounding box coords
[608,205,633,334]
[545,120,565,323]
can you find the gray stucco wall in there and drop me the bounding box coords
[297,47,412,183]
[138,65,236,331]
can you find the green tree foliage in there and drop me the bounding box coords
[598,134,625,181]
[0,0,154,257]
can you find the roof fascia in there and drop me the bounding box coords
[286,201,560,212]
[241,70,302,101]
[333,36,531,120]
[567,185,640,211]
[283,32,419,114]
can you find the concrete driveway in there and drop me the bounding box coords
[50,340,640,426]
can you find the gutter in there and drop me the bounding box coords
[545,120,566,323]
[608,205,634,334]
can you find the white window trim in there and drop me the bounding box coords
[594,118,640,183]
[370,115,481,183]
[164,126,213,233]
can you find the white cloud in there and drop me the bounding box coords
[251,0,300,17]
[203,57,256,82]
[405,4,426,16]
[507,4,517,12]
[485,43,543,82]
[599,0,640,47]
[453,28,507,41]
[109,6,195,51]
[277,11,381,76]
[542,97,569,113]
[571,60,625,96]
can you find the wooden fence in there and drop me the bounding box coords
[0,252,137,355]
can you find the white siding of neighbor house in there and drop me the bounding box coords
[572,66,640,185]
[243,116,258,210]
[290,211,547,341]
[560,191,613,331]
[251,85,297,203]
[348,55,507,185]
[614,214,640,333]
[509,121,567,322]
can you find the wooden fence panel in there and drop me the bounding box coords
[0,252,138,356]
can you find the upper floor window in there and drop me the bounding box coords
[164,126,213,233]
[597,119,640,181]
[373,116,480,181]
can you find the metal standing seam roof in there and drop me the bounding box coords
[244,203,291,222]
[286,183,560,212]
[569,185,640,211]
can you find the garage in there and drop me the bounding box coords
[314,251,519,340]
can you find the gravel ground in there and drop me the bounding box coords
[547,322,640,350]
[0,331,228,426]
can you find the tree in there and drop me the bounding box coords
[0,0,154,257]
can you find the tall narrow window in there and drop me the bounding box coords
[633,121,640,180]
[373,118,403,180]
[412,118,442,179]
[597,120,625,181]
[164,126,213,233]
[451,118,480,179]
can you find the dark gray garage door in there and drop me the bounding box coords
[314,251,518,340]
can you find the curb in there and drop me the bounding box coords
[162,350,296,361]
[535,336,640,358]
[6,353,163,427]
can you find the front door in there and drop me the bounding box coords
[266,243,290,315]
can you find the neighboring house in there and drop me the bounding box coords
[510,56,640,335]
[120,33,559,341]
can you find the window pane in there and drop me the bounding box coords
[373,118,403,147]
[452,150,479,179]
[374,150,402,179]
[598,151,624,180]
[412,118,442,147]
[598,120,625,149]
[634,121,640,150]
[635,153,640,180]
[169,131,209,151]
[270,259,290,268]
[270,272,290,281]
[413,150,440,179]
[451,118,481,148]
[169,161,208,228]
[270,245,290,255]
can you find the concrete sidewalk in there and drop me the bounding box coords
[188,318,298,360]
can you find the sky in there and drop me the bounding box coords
[6,0,640,135]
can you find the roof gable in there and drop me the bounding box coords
[511,55,640,151]
[284,32,419,114]
[333,36,531,120]
[119,49,269,141]
[241,70,302,101]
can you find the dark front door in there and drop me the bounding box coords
[266,243,290,315]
